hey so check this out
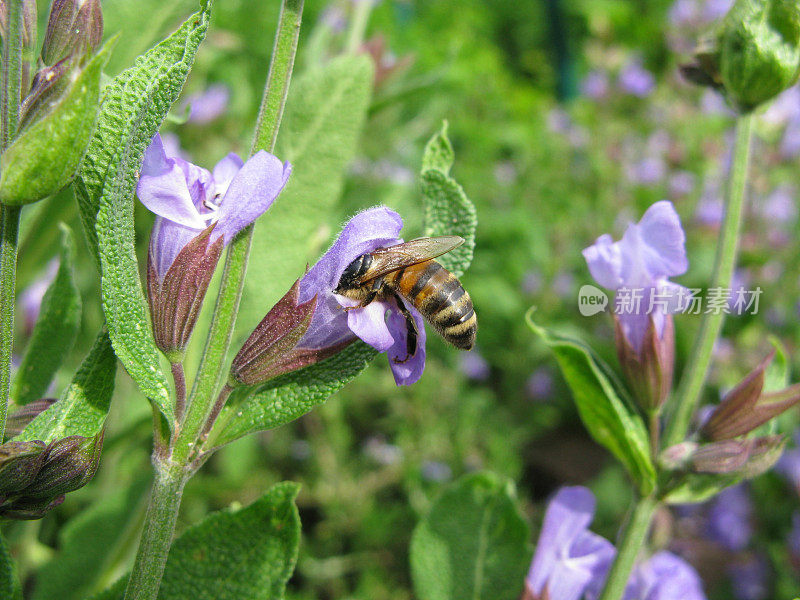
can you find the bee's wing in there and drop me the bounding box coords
[359,236,464,282]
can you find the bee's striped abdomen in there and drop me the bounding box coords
[388,260,476,350]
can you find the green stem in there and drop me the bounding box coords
[345,0,372,54]
[173,0,303,465]
[0,205,21,438]
[664,114,753,448]
[0,0,25,441]
[597,495,658,600]
[123,461,187,600]
[1,0,23,150]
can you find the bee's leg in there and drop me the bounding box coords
[342,278,383,311]
[390,292,418,363]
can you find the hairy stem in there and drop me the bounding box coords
[1,0,23,150]
[597,495,658,600]
[664,113,753,447]
[0,0,25,440]
[123,461,187,600]
[171,362,187,426]
[174,0,303,465]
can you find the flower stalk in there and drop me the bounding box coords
[664,113,753,448]
[173,0,304,465]
[0,0,25,439]
[597,495,658,600]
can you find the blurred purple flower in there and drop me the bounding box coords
[525,486,615,600]
[780,121,800,159]
[295,207,428,386]
[526,368,554,400]
[421,460,452,482]
[706,484,752,551]
[522,269,543,295]
[775,431,800,494]
[618,59,655,97]
[669,0,700,26]
[703,0,733,20]
[364,437,403,465]
[553,271,575,299]
[668,171,696,197]
[761,86,800,127]
[729,555,769,600]
[627,156,667,186]
[19,260,58,334]
[700,89,734,115]
[789,512,800,556]
[319,5,347,32]
[581,70,610,100]
[625,551,706,600]
[583,201,688,353]
[137,133,291,282]
[182,84,230,124]
[760,185,797,223]
[459,350,490,381]
[695,181,724,227]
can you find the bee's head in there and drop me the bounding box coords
[334,253,372,294]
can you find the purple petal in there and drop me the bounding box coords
[212,152,244,198]
[583,234,623,289]
[386,299,427,385]
[554,530,616,600]
[346,300,395,351]
[632,551,706,600]
[185,83,230,124]
[527,486,597,595]
[175,157,214,207]
[213,151,291,244]
[137,135,206,229]
[149,216,201,280]
[635,201,688,277]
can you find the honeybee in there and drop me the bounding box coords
[334,236,476,361]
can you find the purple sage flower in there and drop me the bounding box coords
[789,512,800,558]
[618,59,655,97]
[182,83,230,124]
[296,207,427,385]
[625,551,706,600]
[526,368,554,400]
[19,260,58,334]
[137,133,291,357]
[729,554,769,600]
[524,486,615,600]
[581,70,610,100]
[459,349,490,381]
[703,0,733,20]
[583,201,688,353]
[775,430,800,494]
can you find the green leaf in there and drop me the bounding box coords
[11,224,81,406]
[421,121,477,278]
[31,475,149,600]
[662,472,744,504]
[237,54,374,340]
[764,335,789,393]
[15,331,116,444]
[0,42,113,206]
[215,343,376,447]
[0,534,19,600]
[527,313,656,494]
[410,472,531,600]
[74,7,211,425]
[90,483,301,600]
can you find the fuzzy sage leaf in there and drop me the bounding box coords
[11,224,81,406]
[410,472,531,600]
[528,314,656,494]
[0,41,113,206]
[15,331,116,444]
[74,7,211,426]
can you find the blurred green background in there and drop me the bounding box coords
[6,0,800,598]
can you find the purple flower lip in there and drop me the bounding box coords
[137,133,291,281]
[295,207,427,385]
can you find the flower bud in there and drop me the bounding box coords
[147,225,224,362]
[0,440,46,496]
[18,59,72,130]
[41,0,103,66]
[690,435,785,476]
[1,494,64,520]
[658,441,698,471]
[702,352,800,441]
[682,0,800,111]
[230,279,318,386]
[22,433,103,499]
[4,399,57,440]
[615,314,675,414]
[0,0,38,53]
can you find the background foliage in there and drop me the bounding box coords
[5,0,800,598]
